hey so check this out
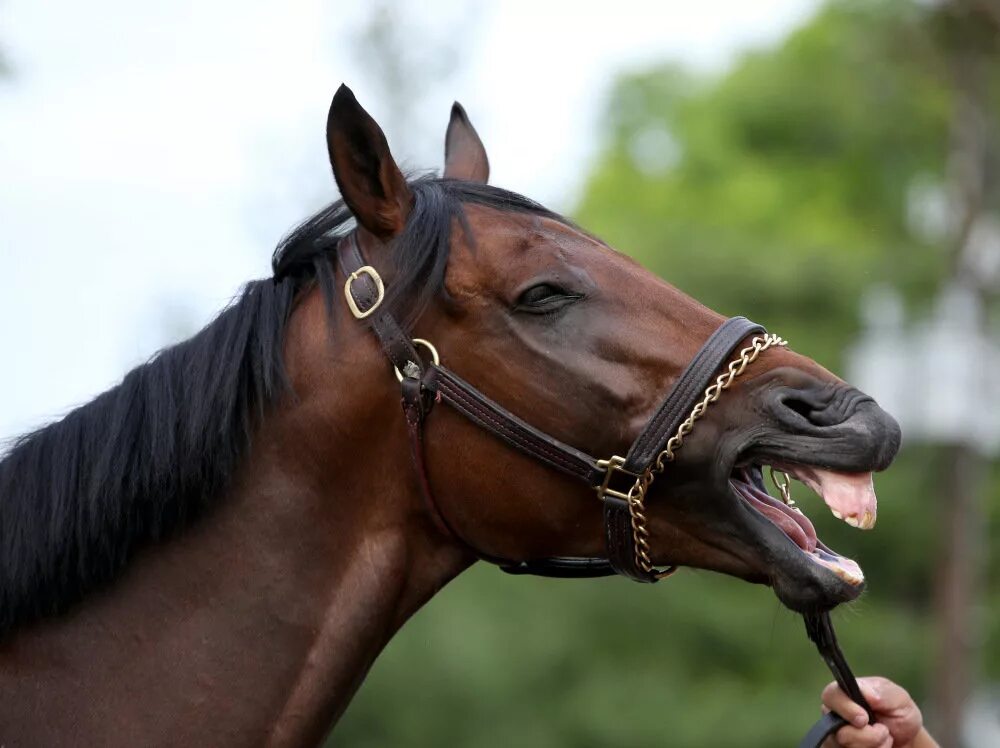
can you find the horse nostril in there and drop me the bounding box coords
[776,390,837,427]
[783,396,815,421]
[776,386,874,428]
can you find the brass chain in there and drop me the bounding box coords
[769,466,795,508]
[626,333,788,578]
[625,470,657,575]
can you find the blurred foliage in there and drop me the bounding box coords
[336,1,1000,745]
[578,0,954,371]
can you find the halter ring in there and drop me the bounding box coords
[394,338,440,382]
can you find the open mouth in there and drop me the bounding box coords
[730,463,877,587]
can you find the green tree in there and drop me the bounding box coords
[578,1,953,369]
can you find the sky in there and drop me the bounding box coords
[0,0,819,442]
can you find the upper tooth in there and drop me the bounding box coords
[831,509,844,521]
[844,516,860,528]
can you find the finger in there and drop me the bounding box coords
[834,722,892,748]
[856,676,909,711]
[822,682,869,728]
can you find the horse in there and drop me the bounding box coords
[0,85,900,746]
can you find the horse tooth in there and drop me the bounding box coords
[859,511,876,530]
[844,516,860,528]
[831,509,844,521]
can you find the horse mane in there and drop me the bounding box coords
[0,176,565,637]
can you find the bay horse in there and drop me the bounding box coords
[0,85,900,746]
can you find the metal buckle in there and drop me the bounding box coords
[595,455,640,503]
[344,265,385,319]
[394,338,441,382]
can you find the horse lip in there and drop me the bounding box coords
[728,483,866,610]
[761,387,901,473]
[730,474,864,598]
[744,403,901,476]
[645,442,868,610]
[713,440,877,610]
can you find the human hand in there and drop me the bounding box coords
[821,676,936,748]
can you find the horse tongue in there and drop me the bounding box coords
[750,485,817,552]
[791,467,878,530]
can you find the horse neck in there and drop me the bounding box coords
[254,288,477,739]
[0,287,472,747]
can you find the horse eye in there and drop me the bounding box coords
[517,283,573,308]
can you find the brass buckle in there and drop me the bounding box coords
[344,265,385,319]
[595,455,640,503]
[394,338,441,382]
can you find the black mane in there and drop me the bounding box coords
[0,177,564,637]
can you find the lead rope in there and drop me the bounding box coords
[625,333,788,578]
[799,611,876,748]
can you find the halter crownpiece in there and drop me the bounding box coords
[336,235,786,582]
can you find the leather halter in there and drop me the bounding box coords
[337,235,875,747]
[337,235,765,582]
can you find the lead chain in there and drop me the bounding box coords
[769,466,795,508]
[627,334,788,578]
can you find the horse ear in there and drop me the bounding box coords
[444,102,489,183]
[326,84,413,241]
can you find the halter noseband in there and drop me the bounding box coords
[337,235,786,582]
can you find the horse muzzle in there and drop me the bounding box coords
[714,377,901,611]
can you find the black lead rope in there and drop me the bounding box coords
[799,611,875,748]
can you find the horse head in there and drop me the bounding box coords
[279,85,901,614]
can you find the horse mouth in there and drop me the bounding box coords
[730,463,875,588]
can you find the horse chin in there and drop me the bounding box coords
[725,464,872,612]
